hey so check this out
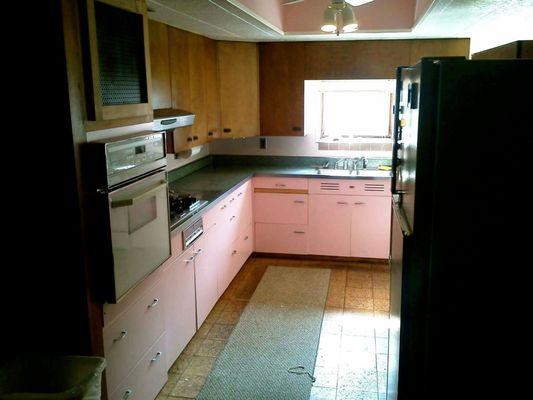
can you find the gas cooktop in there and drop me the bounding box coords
[169,190,209,228]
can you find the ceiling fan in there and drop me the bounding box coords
[282,0,375,5]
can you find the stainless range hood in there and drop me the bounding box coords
[153,108,195,131]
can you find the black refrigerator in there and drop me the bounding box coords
[387,58,533,400]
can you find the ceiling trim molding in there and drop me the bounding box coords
[224,0,285,35]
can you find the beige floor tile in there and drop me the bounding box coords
[321,307,343,335]
[373,299,390,312]
[195,322,213,339]
[216,310,241,325]
[181,337,203,356]
[326,289,345,308]
[196,338,227,357]
[170,375,206,398]
[345,296,374,311]
[204,308,223,324]
[337,388,380,400]
[159,379,176,396]
[182,356,216,377]
[372,288,390,300]
[313,365,339,388]
[341,335,376,354]
[339,350,376,370]
[376,354,388,373]
[376,338,389,355]
[347,287,373,299]
[207,323,235,340]
[330,268,347,285]
[224,299,248,313]
[310,386,337,400]
[169,353,193,375]
[338,367,378,393]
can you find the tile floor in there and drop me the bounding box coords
[156,256,391,400]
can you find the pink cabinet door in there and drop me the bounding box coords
[351,196,392,259]
[255,223,308,254]
[308,194,352,257]
[193,228,221,328]
[254,193,308,224]
[164,247,197,370]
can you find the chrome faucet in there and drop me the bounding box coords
[334,158,347,169]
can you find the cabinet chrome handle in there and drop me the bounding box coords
[230,197,235,202]
[194,248,203,255]
[294,231,306,234]
[123,389,132,399]
[185,256,195,264]
[353,202,366,205]
[114,330,127,342]
[238,192,243,197]
[151,351,162,362]
[221,205,227,210]
[337,201,348,205]
[148,298,159,308]
[232,250,237,255]
[275,183,286,187]
[293,200,305,204]
[244,236,249,240]
[230,215,236,221]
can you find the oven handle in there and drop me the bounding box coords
[392,198,413,237]
[111,182,167,208]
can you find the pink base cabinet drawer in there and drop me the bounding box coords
[254,193,308,224]
[255,223,308,254]
[109,333,167,400]
[309,178,390,196]
[253,177,308,190]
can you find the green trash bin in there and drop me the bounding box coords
[0,356,106,400]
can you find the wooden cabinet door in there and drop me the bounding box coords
[204,37,221,141]
[409,39,470,65]
[308,195,352,257]
[217,41,259,138]
[188,33,207,146]
[148,20,171,110]
[164,247,196,369]
[350,196,392,259]
[193,229,220,328]
[259,43,305,136]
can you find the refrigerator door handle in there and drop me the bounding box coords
[392,200,413,236]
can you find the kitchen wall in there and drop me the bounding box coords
[209,135,392,159]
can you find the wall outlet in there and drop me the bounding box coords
[259,137,267,149]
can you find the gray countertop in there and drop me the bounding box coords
[168,164,391,232]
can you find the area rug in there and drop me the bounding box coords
[197,266,331,400]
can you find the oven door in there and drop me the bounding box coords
[108,171,170,302]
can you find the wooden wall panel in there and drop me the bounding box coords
[148,20,171,109]
[409,39,470,64]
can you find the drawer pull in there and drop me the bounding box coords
[230,215,236,221]
[114,330,127,342]
[151,351,163,362]
[238,192,243,197]
[293,200,305,204]
[123,389,133,399]
[244,236,249,240]
[148,298,159,309]
[232,250,237,255]
[337,201,348,205]
[185,256,195,264]
[221,205,227,210]
[353,202,366,205]
[195,248,203,255]
[294,231,306,234]
[230,197,235,203]
[275,183,287,187]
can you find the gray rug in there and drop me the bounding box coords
[197,266,331,400]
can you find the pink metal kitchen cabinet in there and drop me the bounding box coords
[193,228,222,328]
[255,223,308,254]
[163,247,197,370]
[254,193,308,225]
[308,194,352,257]
[351,195,391,259]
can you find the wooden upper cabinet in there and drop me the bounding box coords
[148,20,171,110]
[187,33,208,146]
[204,38,221,141]
[84,0,153,131]
[409,39,470,64]
[471,40,533,59]
[217,41,260,138]
[259,43,305,136]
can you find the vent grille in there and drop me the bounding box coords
[364,183,385,192]
[320,182,340,191]
[95,2,147,106]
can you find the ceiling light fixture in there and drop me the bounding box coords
[321,0,365,35]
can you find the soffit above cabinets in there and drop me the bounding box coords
[147,0,533,50]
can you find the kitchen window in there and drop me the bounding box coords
[305,80,396,143]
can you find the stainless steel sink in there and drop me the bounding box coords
[315,168,354,176]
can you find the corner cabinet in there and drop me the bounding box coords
[84,0,153,131]
[217,42,260,138]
